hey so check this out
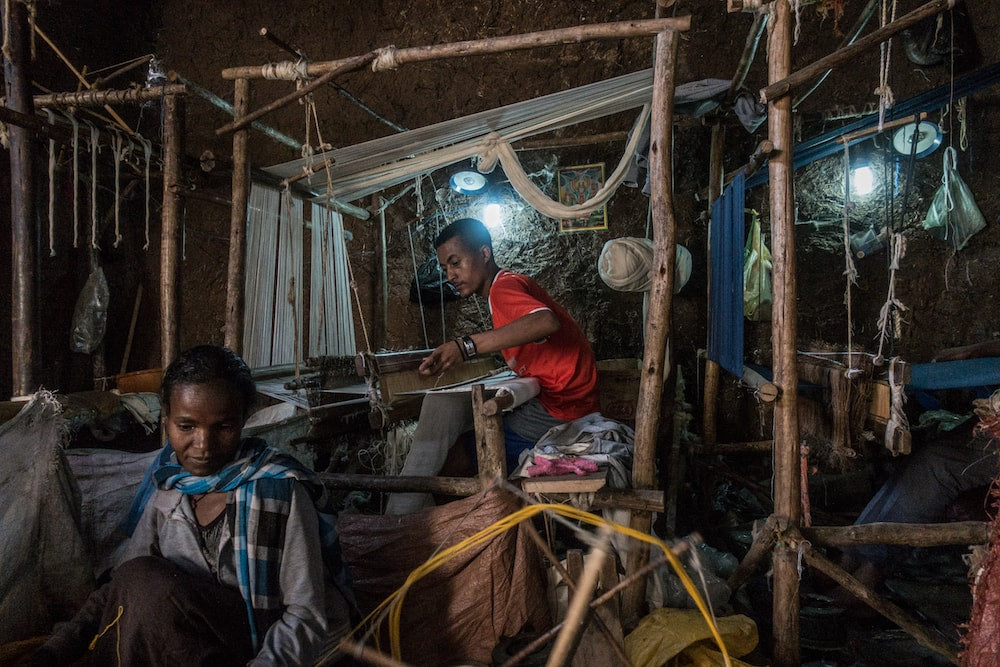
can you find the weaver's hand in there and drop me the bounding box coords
[418,341,464,377]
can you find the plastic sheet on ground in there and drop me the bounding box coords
[338,487,550,665]
[625,607,760,667]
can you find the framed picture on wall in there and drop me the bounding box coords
[556,163,608,233]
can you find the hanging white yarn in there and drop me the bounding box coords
[65,111,80,248]
[475,105,650,220]
[841,143,859,370]
[884,356,911,455]
[140,137,152,250]
[88,122,99,249]
[45,109,56,257]
[111,131,123,248]
[875,232,908,361]
[875,0,898,130]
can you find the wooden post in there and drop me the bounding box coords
[702,123,726,451]
[766,2,802,664]
[160,94,184,368]
[225,78,250,353]
[622,28,679,626]
[4,1,37,396]
[472,384,507,483]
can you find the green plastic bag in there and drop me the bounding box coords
[743,211,772,322]
[922,146,986,250]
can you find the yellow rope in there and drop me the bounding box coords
[343,503,733,666]
[88,604,124,666]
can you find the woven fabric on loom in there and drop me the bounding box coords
[708,171,745,377]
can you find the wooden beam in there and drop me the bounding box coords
[702,123,726,452]
[317,473,481,496]
[801,521,990,548]
[225,78,250,353]
[222,18,692,80]
[760,0,957,103]
[623,28,679,627]
[160,94,184,368]
[4,1,37,396]
[33,84,187,107]
[802,544,960,665]
[766,1,801,664]
[216,18,691,136]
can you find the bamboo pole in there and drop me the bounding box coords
[472,384,507,484]
[317,473,482,496]
[760,0,957,103]
[728,10,768,99]
[225,78,250,353]
[802,544,960,665]
[523,525,631,666]
[223,18,691,80]
[801,521,990,548]
[160,94,184,368]
[33,84,187,107]
[766,2,801,664]
[0,104,73,142]
[702,123,726,452]
[622,28,679,626]
[4,0,37,397]
[217,18,690,137]
[546,526,614,667]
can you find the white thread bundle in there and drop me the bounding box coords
[66,112,80,247]
[111,131,123,247]
[141,137,152,250]
[45,109,56,257]
[309,204,356,357]
[88,122,99,249]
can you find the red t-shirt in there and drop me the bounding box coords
[488,270,600,421]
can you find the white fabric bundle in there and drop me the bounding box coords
[598,237,692,293]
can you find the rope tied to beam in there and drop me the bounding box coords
[371,45,400,72]
[64,110,80,248]
[875,0,899,129]
[260,59,309,81]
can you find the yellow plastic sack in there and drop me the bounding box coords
[743,211,772,322]
[624,608,762,667]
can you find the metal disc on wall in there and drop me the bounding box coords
[891,121,943,158]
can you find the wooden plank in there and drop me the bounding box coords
[521,471,608,494]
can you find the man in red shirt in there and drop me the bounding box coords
[418,217,600,467]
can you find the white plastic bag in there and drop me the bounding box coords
[922,146,986,250]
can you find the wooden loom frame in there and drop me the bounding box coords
[215,16,689,648]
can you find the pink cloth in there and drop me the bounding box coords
[524,456,599,477]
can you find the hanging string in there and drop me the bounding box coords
[1,0,10,62]
[140,136,152,250]
[45,109,57,257]
[88,121,100,249]
[875,231,907,362]
[111,130,124,247]
[841,143,858,370]
[875,0,898,130]
[65,111,80,248]
[791,0,803,45]
[956,97,968,152]
[407,223,430,349]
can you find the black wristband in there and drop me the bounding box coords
[459,335,477,360]
[454,338,468,361]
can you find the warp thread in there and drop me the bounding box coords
[45,109,56,256]
[88,121,100,249]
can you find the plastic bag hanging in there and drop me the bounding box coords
[70,261,110,353]
[743,211,773,322]
[922,146,986,250]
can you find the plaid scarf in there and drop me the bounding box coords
[125,438,352,650]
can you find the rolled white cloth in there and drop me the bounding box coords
[598,237,692,293]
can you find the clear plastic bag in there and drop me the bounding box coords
[922,146,986,250]
[743,211,773,321]
[70,263,109,353]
